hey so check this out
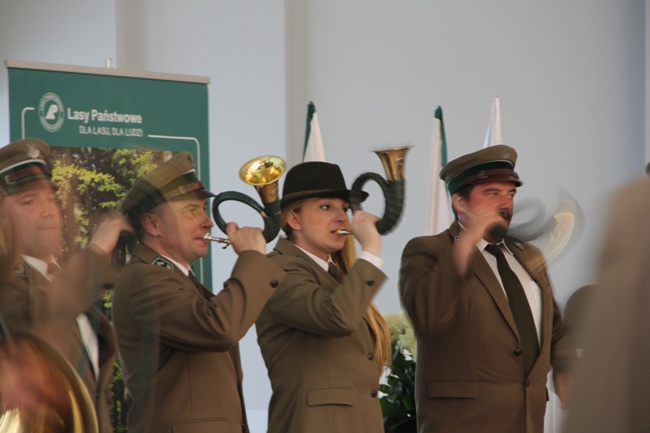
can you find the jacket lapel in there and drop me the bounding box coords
[473,254,521,341]
[450,223,520,341]
[273,238,375,335]
[273,238,339,285]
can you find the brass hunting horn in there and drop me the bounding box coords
[507,190,585,272]
[0,312,98,433]
[349,145,411,235]
[210,155,286,246]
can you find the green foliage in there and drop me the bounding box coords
[51,147,161,254]
[55,149,165,433]
[380,312,417,433]
[109,358,128,433]
[102,289,128,432]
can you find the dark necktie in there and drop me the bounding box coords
[484,244,539,375]
[327,262,343,283]
[188,271,202,288]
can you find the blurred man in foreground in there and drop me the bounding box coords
[564,176,650,433]
[0,137,129,433]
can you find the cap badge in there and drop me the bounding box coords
[26,142,40,159]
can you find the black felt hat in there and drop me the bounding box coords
[280,161,368,208]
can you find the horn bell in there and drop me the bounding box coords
[0,334,98,433]
[238,155,286,204]
[211,155,286,243]
[349,145,411,235]
[374,145,410,181]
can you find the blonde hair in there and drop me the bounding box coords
[281,200,392,374]
[0,196,19,272]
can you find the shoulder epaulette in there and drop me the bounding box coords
[151,257,174,270]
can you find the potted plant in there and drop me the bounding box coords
[380,312,417,433]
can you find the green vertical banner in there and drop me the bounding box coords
[6,60,213,288]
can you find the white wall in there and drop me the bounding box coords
[286,1,644,314]
[0,0,118,143]
[0,1,646,432]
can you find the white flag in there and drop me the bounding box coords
[483,97,503,148]
[303,101,326,162]
[427,106,453,235]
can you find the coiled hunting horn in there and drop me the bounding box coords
[508,190,585,270]
[348,146,411,235]
[209,155,286,247]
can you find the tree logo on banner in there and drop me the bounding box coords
[38,92,65,132]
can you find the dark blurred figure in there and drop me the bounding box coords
[564,176,650,433]
[563,284,598,356]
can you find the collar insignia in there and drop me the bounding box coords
[152,257,174,270]
[11,262,28,278]
[511,239,524,250]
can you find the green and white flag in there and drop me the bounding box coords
[303,101,326,162]
[427,106,452,235]
[483,96,503,148]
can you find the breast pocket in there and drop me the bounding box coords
[306,385,355,406]
[172,418,237,433]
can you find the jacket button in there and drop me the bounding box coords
[367,353,374,360]
[366,280,375,286]
[370,390,378,398]
[270,279,279,288]
[513,348,522,356]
